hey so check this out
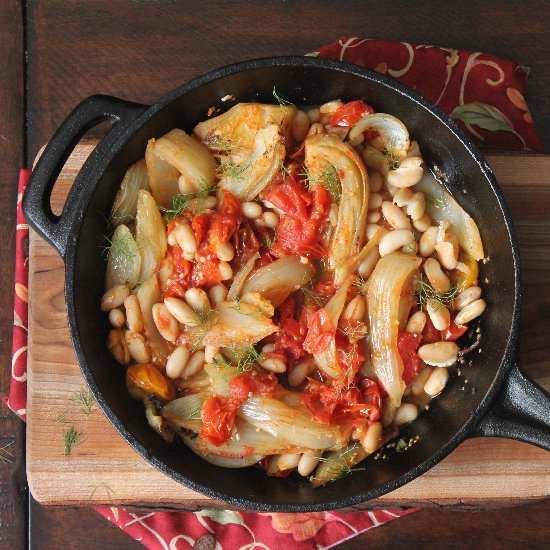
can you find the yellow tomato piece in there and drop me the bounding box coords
[453,252,479,292]
[126,363,175,401]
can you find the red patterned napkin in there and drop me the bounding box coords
[311,37,543,151]
[6,38,542,549]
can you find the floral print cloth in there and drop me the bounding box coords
[6,37,543,549]
[311,37,543,151]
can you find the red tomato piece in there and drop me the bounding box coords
[329,100,374,127]
[441,321,468,342]
[302,308,336,354]
[265,179,310,222]
[163,281,186,299]
[231,223,260,271]
[191,257,223,288]
[229,370,278,402]
[422,315,440,344]
[218,189,242,218]
[172,246,192,280]
[199,396,240,447]
[359,378,382,422]
[397,331,423,385]
[301,380,379,426]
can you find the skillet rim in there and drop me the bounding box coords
[63,55,521,511]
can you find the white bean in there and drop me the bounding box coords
[366,223,385,241]
[266,455,281,475]
[423,258,451,293]
[262,343,276,353]
[418,341,459,367]
[298,454,319,476]
[367,211,381,223]
[456,286,482,310]
[174,224,197,255]
[379,229,415,256]
[411,367,433,396]
[166,346,190,379]
[152,303,179,342]
[204,345,220,364]
[394,188,426,222]
[178,174,196,194]
[124,294,143,332]
[304,107,320,123]
[288,358,315,387]
[208,284,228,304]
[454,299,486,325]
[405,310,426,334]
[216,241,235,262]
[107,328,130,364]
[413,213,432,233]
[435,241,458,270]
[342,295,366,321]
[203,195,218,210]
[320,99,344,114]
[424,367,449,396]
[361,421,383,454]
[368,193,383,211]
[260,356,286,373]
[101,284,130,312]
[307,122,324,136]
[394,403,419,426]
[219,261,233,281]
[125,330,151,363]
[242,201,262,219]
[348,131,364,147]
[182,350,206,378]
[262,211,279,228]
[382,201,412,230]
[109,308,126,328]
[278,453,301,471]
[426,298,450,330]
[419,227,438,257]
[167,230,178,247]
[386,156,424,188]
[164,297,200,326]
[368,169,383,192]
[185,288,211,313]
[380,397,397,428]
[291,110,310,142]
[358,247,381,279]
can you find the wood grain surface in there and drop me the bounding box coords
[26,145,550,510]
[11,0,550,547]
[0,2,27,550]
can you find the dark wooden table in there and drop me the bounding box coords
[2,1,549,548]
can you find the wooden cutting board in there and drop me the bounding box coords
[26,142,550,510]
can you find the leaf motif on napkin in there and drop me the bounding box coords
[451,102,515,133]
[194,509,244,526]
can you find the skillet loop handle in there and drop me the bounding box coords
[474,357,550,451]
[22,95,146,258]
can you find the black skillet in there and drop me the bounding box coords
[22,57,550,511]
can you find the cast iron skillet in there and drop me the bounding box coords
[23,57,550,511]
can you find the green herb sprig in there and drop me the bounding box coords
[160,178,215,221]
[415,274,458,310]
[301,164,341,203]
[63,426,85,457]
[312,447,366,483]
[272,86,293,106]
[221,160,251,182]
[74,387,95,416]
[99,232,137,261]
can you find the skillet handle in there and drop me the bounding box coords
[22,94,146,258]
[474,356,550,451]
